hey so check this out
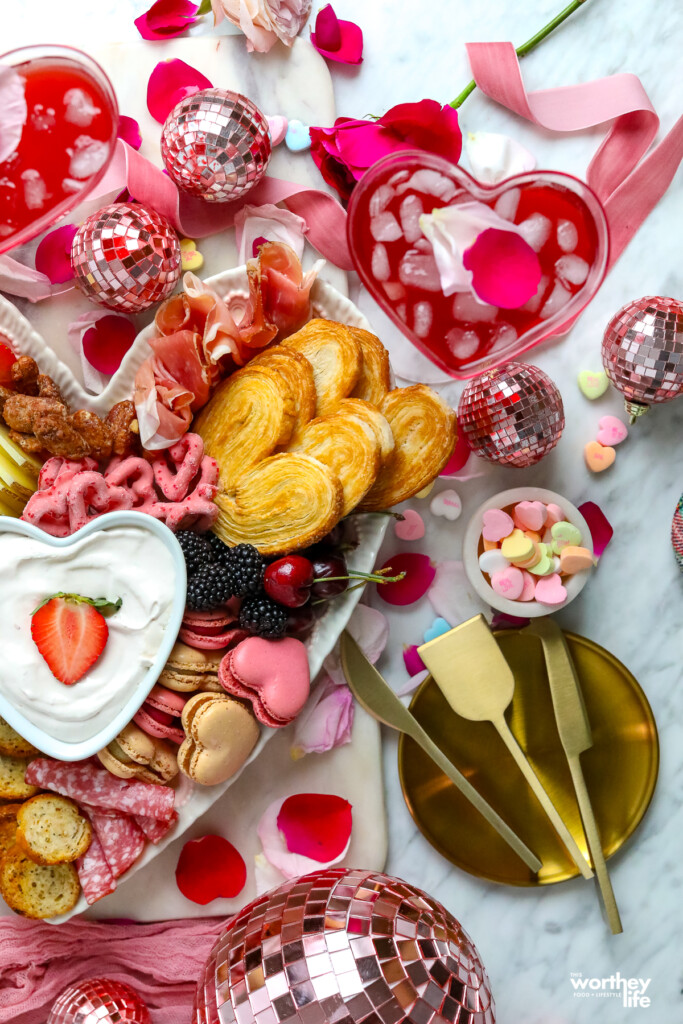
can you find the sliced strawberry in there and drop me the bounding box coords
[31,593,116,685]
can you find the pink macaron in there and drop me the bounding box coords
[218,637,311,729]
[180,602,244,649]
[134,684,188,743]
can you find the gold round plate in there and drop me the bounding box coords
[398,630,659,886]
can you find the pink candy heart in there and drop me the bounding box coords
[395,508,425,541]
[534,573,568,606]
[482,508,514,542]
[596,415,628,446]
[514,500,547,532]
[491,566,524,600]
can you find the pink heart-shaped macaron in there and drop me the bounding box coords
[482,508,514,542]
[229,637,310,723]
[514,500,547,532]
[596,415,628,447]
[534,573,568,606]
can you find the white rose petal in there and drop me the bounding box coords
[465,131,536,185]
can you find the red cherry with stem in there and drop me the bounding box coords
[264,556,314,607]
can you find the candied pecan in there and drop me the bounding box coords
[105,400,140,456]
[10,356,40,394]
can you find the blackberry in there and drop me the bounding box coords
[186,564,234,611]
[206,531,232,568]
[176,530,214,576]
[230,543,266,596]
[239,593,287,638]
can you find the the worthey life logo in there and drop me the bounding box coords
[570,973,652,1008]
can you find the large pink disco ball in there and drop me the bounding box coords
[193,868,495,1024]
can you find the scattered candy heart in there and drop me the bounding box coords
[423,617,451,643]
[277,793,352,861]
[403,644,426,676]
[394,508,425,541]
[584,440,616,472]
[267,114,288,146]
[175,834,246,904]
[482,508,514,542]
[375,552,436,605]
[179,237,203,272]
[596,415,628,446]
[578,500,613,558]
[415,480,436,498]
[534,573,568,605]
[501,529,534,563]
[559,546,595,573]
[285,119,311,152]
[550,521,583,551]
[430,489,462,521]
[478,549,511,575]
[491,566,524,600]
[513,500,547,532]
[578,369,609,399]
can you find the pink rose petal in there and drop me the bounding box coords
[0,66,27,164]
[376,552,436,606]
[578,501,614,559]
[82,314,137,374]
[403,645,426,676]
[463,228,542,309]
[117,115,142,151]
[291,676,354,758]
[135,0,199,41]
[34,224,77,284]
[311,4,364,65]
[428,559,484,623]
[147,58,212,124]
[323,603,389,686]
[397,668,429,697]
[277,793,352,862]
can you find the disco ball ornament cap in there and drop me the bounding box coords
[193,867,494,1024]
[70,202,182,312]
[47,977,150,1024]
[161,88,271,203]
[458,361,565,468]
[601,296,683,422]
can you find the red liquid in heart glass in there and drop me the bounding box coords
[0,49,118,254]
[347,155,608,378]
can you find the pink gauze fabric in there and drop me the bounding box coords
[0,916,227,1024]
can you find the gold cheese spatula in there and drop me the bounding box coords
[418,615,593,880]
[340,631,542,874]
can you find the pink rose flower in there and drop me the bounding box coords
[211,0,312,53]
[310,99,462,202]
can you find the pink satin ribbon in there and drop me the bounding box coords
[466,42,683,269]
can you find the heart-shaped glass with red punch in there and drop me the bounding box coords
[347,151,609,378]
[0,45,118,256]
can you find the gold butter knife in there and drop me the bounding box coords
[340,630,542,874]
[527,617,623,934]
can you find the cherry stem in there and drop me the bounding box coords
[311,570,406,606]
[449,0,590,109]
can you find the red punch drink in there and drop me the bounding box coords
[0,46,118,254]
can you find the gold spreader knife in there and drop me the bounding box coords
[527,618,623,934]
[340,631,542,874]
[418,615,593,881]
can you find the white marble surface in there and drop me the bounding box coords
[3,1,683,1021]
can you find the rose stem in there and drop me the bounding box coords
[449,0,590,109]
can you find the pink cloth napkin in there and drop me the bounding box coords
[0,916,227,1023]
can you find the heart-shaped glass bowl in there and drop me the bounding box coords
[347,151,609,379]
[0,44,119,255]
[0,511,186,760]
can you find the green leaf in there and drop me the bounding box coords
[197,0,213,15]
[32,593,122,616]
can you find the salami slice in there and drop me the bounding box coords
[25,759,175,821]
[76,833,116,905]
[88,810,146,879]
[134,810,178,844]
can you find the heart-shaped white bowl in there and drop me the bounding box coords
[0,510,186,760]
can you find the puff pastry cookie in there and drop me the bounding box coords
[348,327,392,406]
[334,398,395,465]
[359,385,456,510]
[249,346,316,444]
[213,452,344,555]
[288,412,381,516]
[282,319,362,415]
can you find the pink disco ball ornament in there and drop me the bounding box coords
[47,978,150,1024]
[458,361,564,468]
[601,296,683,422]
[161,88,271,203]
[70,201,182,312]
[193,868,495,1024]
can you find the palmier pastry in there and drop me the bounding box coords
[334,398,395,465]
[288,412,381,516]
[194,363,296,491]
[282,319,362,415]
[213,452,344,555]
[249,346,316,444]
[359,385,456,510]
[348,327,392,405]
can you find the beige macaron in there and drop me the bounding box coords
[98,723,178,785]
[177,693,260,786]
[158,642,223,692]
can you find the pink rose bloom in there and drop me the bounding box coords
[211,0,312,53]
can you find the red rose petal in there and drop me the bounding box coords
[277,793,352,863]
[0,342,16,386]
[376,552,436,606]
[311,5,364,65]
[34,224,78,284]
[578,500,614,559]
[403,645,426,676]
[135,0,199,41]
[118,115,142,151]
[440,423,470,475]
[463,228,541,309]
[82,315,136,375]
[147,58,212,124]
[176,834,246,904]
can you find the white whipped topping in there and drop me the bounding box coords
[0,525,177,743]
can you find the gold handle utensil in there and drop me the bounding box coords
[418,615,594,880]
[340,631,542,874]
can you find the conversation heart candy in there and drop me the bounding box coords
[423,618,451,643]
[430,489,462,521]
[479,549,511,575]
[550,521,583,552]
[501,529,534,563]
[596,415,628,446]
[528,552,555,576]
[267,114,288,146]
[545,503,566,527]
[491,566,524,600]
[482,508,514,542]
[578,369,609,399]
[559,545,595,573]
[514,501,547,532]
[179,237,203,272]
[534,573,568,605]
[395,508,425,541]
[584,440,616,472]
[511,541,542,570]
[518,571,536,601]
[285,119,311,152]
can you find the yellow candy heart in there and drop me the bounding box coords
[501,529,534,563]
[180,237,203,272]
